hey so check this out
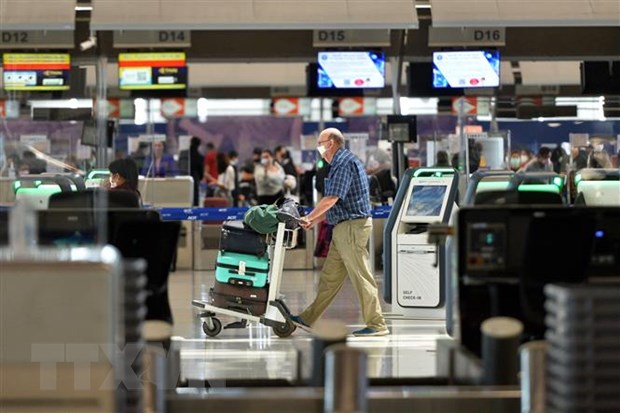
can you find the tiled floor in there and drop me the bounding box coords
[168,267,449,383]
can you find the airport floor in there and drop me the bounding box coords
[168,268,447,383]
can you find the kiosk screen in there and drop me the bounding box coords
[406,185,447,217]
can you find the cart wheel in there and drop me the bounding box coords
[202,318,222,337]
[273,320,296,338]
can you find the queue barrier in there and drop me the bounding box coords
[157,205,393,222]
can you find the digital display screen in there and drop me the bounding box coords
[406,185,447,217]
[2,53,70,91]
[432,50,500,88]
[317,51,385,89]
[118,52,187,90]
[466,223,507,271]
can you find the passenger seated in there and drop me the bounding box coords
[108,158,142,205]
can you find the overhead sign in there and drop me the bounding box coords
[338,97,377,116]
[2,53,71,91]
[451,96,490,116]
[113,30,191,48]
[0,100,19,119]
[0,31,74,49]
[160,98,197,118]
[272,98,299,116]
[313,29,390,47]
[272,98,310,116]
[428,27,506,47]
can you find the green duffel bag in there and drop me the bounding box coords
[243,204,280,234]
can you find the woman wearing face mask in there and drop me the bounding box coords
[108,158,142,203]
[254,149,285,205]
[508,151,522,171]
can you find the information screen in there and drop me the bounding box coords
[432,50,500,88]
[406,185,448,217]
[118,52,187,90]
[2,53,71,91]
[317,51,385,89]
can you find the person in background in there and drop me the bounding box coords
[109,157,142,203]
[178,137,204,206]
[211,152,236,206]
[550,144,568,174]
[243,147,263,173]
[237,165,257,206]
[228,150,240,206]
[588,151,613,168]
[131,142,149,172]
[141,141,178,177]
[570,146,587,171]
[508,151,522,171]
[254,149,285,205]
[274,145,298,177]
[202,142,218,185]
[519,149,533,169]
[22,150,46,174]
[291,127,389,337]
[435,150,451,167]
[520,147,553,173]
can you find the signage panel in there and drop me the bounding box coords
[428,27,506,47]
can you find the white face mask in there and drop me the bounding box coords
[261,158,269,166]
[317,144,327,157]
[109,175,117,188]
[520,155,529,163]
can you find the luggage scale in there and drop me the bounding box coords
[192,221,302,338]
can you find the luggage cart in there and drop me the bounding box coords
[192,222,299,338]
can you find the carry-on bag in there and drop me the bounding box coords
[215,250,269,288]
[210,281,268,316]
[220,222,268,256]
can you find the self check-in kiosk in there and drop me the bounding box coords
[383,167,459,320]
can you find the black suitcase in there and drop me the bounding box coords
[210,281,268,316]
[220,221,268,256]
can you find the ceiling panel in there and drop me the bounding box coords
[0,0,76,30]
[430,0,620,27]
[91,0,418,30]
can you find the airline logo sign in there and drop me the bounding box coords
[160,98,197,118]
[0,100,18,119]
[107,98,120,118]
[338,97,377,116]
[451,96,490,116]
[272,98,299,116]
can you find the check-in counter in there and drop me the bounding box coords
[139,176,194,270]
[0,177,16,205]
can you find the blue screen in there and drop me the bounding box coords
[432,50,500,89]
[317,51,385,89]
[406,185,447,217]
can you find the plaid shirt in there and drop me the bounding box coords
[324,148,371,225]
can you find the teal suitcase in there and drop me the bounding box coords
[215,251,269,288]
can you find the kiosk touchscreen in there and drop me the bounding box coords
[384,168,458,320]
